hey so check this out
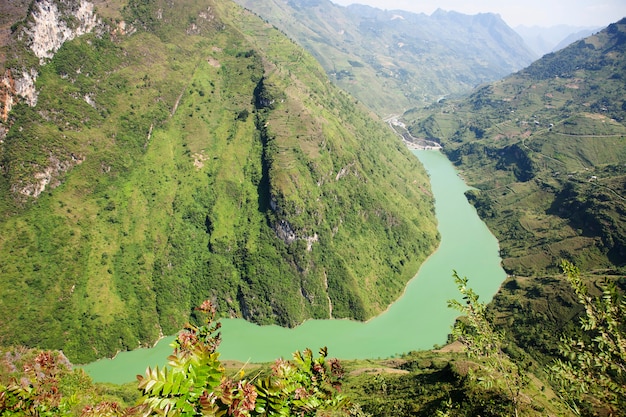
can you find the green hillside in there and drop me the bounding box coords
[234,0,536,116]
[0,0,438,363]
[406,18,626,276]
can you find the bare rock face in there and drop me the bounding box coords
[14,68,39,106]
[25,0,101,64]
[12,154,84,198]
[2,0,103,116]
[1,0,102,195]
[0,70,17,123]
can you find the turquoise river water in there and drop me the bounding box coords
[83,150,507,384]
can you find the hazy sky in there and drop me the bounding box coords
[329,0,626,28]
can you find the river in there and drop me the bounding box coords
[83,150,507,384]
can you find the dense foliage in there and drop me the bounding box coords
[552,261,626,415]
[452,263,626,417]
[0,0,438,363]
[133,301,353,417]
[0,301,355,416]
[406,18,626,277]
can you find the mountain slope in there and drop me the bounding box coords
[515,24,600,56]
[406,18,626,276]
[0,0,438,362]
[234,0,536,116]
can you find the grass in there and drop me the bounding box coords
[405,21,626,277]
[0,0,438,362]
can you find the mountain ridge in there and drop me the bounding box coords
[235,0,536,116]
[515,23,601,56]
[0,0,438,362]
[405,17,626,276]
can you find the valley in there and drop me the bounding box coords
[234,0,536,116]
[405,20,626,276]
[82,149,506,384]
[0,0,625,416]
[0,0,439,363]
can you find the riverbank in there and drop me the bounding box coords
[83,150,506,384]
[404,139,442,150]
[385,115,443,150]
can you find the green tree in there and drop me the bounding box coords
[552,260,626,416]
[133,300,353,416]
[448,271,527,417]
[1,301,355,417]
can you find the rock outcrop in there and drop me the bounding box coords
[1,0,103,124]
[25,0,101,64]
[1,0,102,195]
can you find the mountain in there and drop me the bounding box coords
[405,18,626,277]
[552,27,602,52]
[0,0,438,362]
[515,24,600,57]
[234,0,536,116]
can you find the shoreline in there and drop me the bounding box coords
[83,149,446,365]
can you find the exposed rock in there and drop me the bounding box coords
[83,93,96,108]
[25,0,101,64]
[1,0,104,133]
[335,161,358,181]
[1,0,103,195]
[273,218,319,251]
[305,233,319,251]
[0,68,37,140]
[274,219,297,244]
[111,20,136,40]
[12,153,84,198]
[14,68,39,107]
[0,69,16,123]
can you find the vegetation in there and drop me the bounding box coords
[0,301,355,416]
[405,18,626,277]
[0,0,438,363]
[135,301,352,416]
[552,261,626,415]
[447,272,527,417]
[233,0,535,116]
[2,268,624,416]
[459,262,626,417]
[2,1,626,416]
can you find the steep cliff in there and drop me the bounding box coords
[2,0,103,120]
[0,0,438,362]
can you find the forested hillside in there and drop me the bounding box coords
[0,0,438,363]
[234,0,536,116]
[406,18,626,277]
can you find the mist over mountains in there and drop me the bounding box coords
[515,24,602,56]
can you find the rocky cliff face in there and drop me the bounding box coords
[0,70,17,124]
[1,0,102,124]
[1,0,104,196]
[26,0,101,64]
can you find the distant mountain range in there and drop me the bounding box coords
[515,24,602,56]
[235,0,536,115]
